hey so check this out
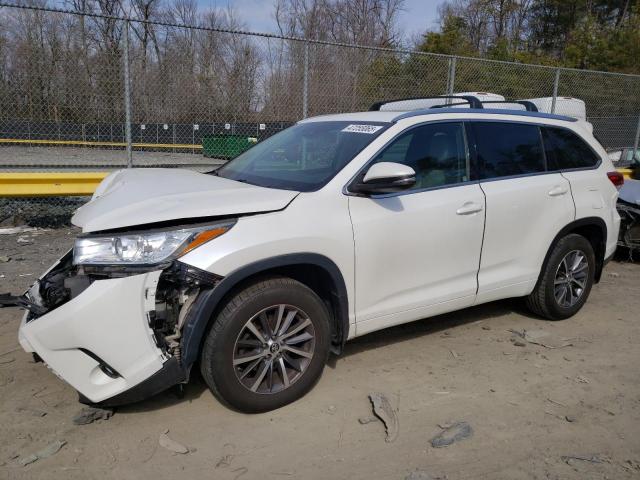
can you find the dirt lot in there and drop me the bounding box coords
[1,228,639,480]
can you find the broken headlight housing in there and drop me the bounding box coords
[73,220,235,265]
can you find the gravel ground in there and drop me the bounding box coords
[0,146,223,170]
[1,228,639,480]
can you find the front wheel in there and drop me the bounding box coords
[526,233,596,320]
[200,276,331,413]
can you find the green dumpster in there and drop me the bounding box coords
[202,135,258,159]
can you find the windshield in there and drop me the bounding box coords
[215,121,389,191]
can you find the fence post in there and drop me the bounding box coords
[446,56,457,99]
[551,68,561,114]
[633,115,640,162]
[302,41,309,119]
[122,20,133,168]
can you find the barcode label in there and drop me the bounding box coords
[341,124,383,134]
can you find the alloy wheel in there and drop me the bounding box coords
[232,304,316,394]
[554,250,589,308]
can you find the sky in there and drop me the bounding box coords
[200,0,441,39]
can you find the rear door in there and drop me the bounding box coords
[542,126,609,214]
[542,126,619,258]
[471,121,575,303]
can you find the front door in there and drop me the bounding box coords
[348,122,486,336]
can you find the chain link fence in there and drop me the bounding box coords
[1,3,639,223]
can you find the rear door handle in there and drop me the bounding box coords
[456,202,483,215]
[548,185,569,197]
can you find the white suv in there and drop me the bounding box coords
[14,99,622,412]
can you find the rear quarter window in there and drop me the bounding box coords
[472,122,545,180]
[542,127,600,170]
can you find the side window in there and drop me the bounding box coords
[542,127,600,170]
[473,122,545,179]
[371,122,469,190]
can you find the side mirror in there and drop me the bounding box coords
[353,162,416,194]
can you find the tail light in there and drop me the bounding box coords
[607,171,624,190]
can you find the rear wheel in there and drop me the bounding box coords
[526,234,595,320]
[200,276,330,412]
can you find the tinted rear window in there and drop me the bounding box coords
[473,122,545,179]
[542,127,600,170]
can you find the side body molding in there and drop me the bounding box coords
[180,253,350,369]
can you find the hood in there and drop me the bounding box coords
[619,178,640,206]
[72,168,299,232]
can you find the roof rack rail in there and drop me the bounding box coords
[369,95,483,111]
[480,100,539,112]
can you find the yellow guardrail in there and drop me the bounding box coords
[0,172,109,197]
[617,166,637,180]
[0,138,202,149]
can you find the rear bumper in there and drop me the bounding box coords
[18,271,171,404]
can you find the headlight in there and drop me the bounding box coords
[73,221,235,265]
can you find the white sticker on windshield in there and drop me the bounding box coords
[341,124,383,134]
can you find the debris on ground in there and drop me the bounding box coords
[622,459,640,472]
[158,430,189,454]
[17,236,34,245]
[231,466,248,478]
[561,454,606,466]
[0,256,10,263]
[18,440,66,466]
[544,410,565,421]
[405,470,447,480]
[565,415,577,423]
[17,406,47,417]
[72,406,114,425]
[430,421,473,448]
[575,375,590,384]
[546,398,567,407]
[325,405,337,415]
[358,415,379,425]
[215,454,234,468]
[368,392,399,443]
[509,329,573,349]
[0,226,37,235]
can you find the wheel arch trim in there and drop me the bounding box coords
[180,253,350,369]
[537,217,608,287]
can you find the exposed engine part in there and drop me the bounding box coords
[149,263,221,364]
[163,292,199,363]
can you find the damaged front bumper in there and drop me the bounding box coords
[16,252,220,406]
[617,200,640,252]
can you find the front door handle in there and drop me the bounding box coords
[456,202,483,215]
[548,185,569,197]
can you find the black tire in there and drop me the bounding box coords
[200,276,331,413]
[526,233,596,320]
